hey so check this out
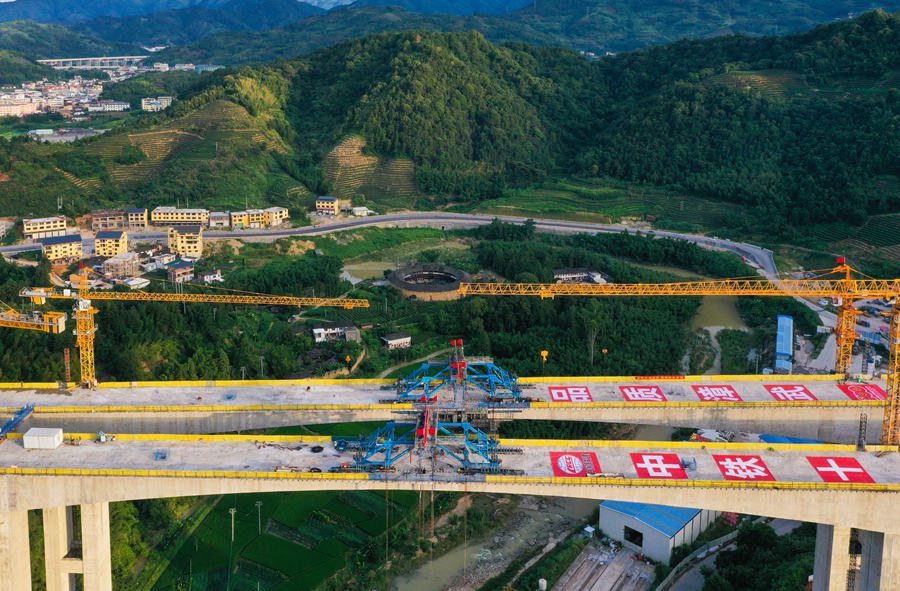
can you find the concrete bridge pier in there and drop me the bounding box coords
[43,503,112,591]
[814,525,900,590]
[0,510,32,591]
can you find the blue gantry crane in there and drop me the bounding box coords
[0,405,35,440]
[395,340,522,402]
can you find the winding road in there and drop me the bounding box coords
[0,212,779,277]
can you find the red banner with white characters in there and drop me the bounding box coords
[619,385,667,402]
[548,386,593,402]
[764,384,818,402]
[713,454,776,481]
[550,452,601,477]
[838,384,886,401]
[630,453,686,479]
[692,385,743,402]
[807,456,874,483]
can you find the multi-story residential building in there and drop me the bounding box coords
[102,252,141,277]
[151,207,209,227]
[127,208,148,229]
[91,209,126,231]
[0,102,39,117]
[94,230,128,257]
[141,96,174,112]
[40,234,83,262]
[167,260,195,283]
[231,207,290,229]
[86,100,130,112]
[265,206,289,226]
[315,196,340,216]
[22,216,67,240]
[167,226,204,259]
[209,212,230,228]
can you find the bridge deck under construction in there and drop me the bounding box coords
[1,433,898,489]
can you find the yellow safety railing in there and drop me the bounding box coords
[498,438,861,452]
[484,475,900,492]
[0,466,369,480]
[528,400,885,409]
[97,378,393,388]
[4,432,332,443]
[28,403,411,414]
[519,374,848,384]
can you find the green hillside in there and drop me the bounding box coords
[0,12,897,256]
[158,1,900,65]
[0,20,130,58]
[0,50,55,84]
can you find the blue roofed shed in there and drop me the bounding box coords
[599,500,720,562]
[775,315,794,374]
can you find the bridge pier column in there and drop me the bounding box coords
[813,524,851,591]
[80,503,113,591]
[0,510,32,591]
[43,503,112,591]
[857,530,900,591]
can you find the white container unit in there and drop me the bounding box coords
[23,427,64,450]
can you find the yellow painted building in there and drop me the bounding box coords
[40,234,83,262]
[22,216,67,240]
[167,225,204,259]
[315,197,340,216]
[265,206,289,226]
[231,207,290,229]
[151,207,209,226]
[127,208,148,229]
[94,230,128,257]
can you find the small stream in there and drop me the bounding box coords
[391,424,675,591]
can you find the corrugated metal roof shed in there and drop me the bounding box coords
[776,315,794,360]
[601,501,700,538]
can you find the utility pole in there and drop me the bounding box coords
[255,500,263,535]
[229,507,236,542]
[241,366,246,380]
[259,355,264,378]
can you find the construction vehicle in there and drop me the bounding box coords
[10,268,368,388]
[459,260,900,444]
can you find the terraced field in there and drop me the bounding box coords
[86,100,289,184]
[706,69,900,101]
[322,136,418,207]
[53,166,102,193]
[475,178,741,229]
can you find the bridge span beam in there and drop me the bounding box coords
[0,510,31,591]
[43,503,112,591]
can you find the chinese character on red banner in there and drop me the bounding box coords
[692,385,743,402]
[713,454,776,481]
[838,384,886,401]
[630,453,686,479]
[549,452,601,477]
[548,386,594,402]
[765,384,817,401]
[619,385,667,402]
[808,456,874,483]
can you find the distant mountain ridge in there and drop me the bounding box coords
[155,1,900,65]
[83,0,324,46]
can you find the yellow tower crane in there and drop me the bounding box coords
[459,261,900,443]
[19,271,369,388]
[0,301,67,334]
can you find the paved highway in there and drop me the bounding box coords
[0,212,778,276]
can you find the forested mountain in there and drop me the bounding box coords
[158,0,900,64]
[349,0,530,15]
[83,0,325,46]
[0,50,55,84]
[0,0,206,23]
[0,20,129,58]
[1,12,897,233]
